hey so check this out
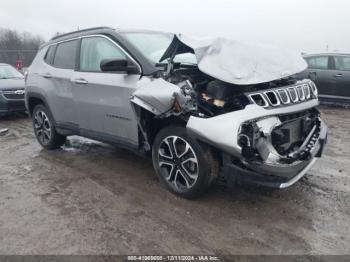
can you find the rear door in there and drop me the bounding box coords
[331,55,350,101]
[303,55,335,97]
[44,39,79,126]
[71,35,147,147]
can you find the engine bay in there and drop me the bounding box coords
[162,64,302,118]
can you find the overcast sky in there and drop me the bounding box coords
[1,0,349,53]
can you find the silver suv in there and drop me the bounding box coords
[25,27,327,198]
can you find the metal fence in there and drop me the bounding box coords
[0,49,38,67]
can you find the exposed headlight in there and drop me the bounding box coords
[308,80,318,98]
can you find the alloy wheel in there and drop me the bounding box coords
[158,136,199,190]
[34,111,52,145]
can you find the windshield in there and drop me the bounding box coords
[120,32,197,65]
[0,65,23,79]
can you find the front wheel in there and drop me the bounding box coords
[152,126,219,199]
[32,104,66,150]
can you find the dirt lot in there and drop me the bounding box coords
[0,107,349,255]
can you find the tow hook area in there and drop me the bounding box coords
[238,114,322,165]
[238,116,282,163]
[255,117,282,164]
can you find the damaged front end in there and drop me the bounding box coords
[186,79,327,188]
[131,34,327,188]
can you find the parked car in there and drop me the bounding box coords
[0,63,26,116]
[297,53,350,103]
[25,27,327,198]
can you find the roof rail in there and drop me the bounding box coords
[50,26,113,41]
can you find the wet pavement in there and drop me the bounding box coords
[0,107,349,255]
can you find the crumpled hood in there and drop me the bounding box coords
[160,34,307,85]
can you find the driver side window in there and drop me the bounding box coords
[80,36,126,72]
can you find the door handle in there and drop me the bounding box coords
[73,78,88,85]
[42,73,52,78]
[335,74,343,77]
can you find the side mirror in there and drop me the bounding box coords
[309,71,317,81]
[100,58,139,74]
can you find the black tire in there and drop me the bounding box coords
[152,126,219,199]
[32,104,66,150]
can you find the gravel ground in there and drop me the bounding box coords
[0,106,349,255]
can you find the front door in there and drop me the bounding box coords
[71,35,147,147]
[331,55,350,101]
[304,55,336,98]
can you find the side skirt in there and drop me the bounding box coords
[55,122,144,154]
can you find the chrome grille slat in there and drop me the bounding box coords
[309,81,318,96]
[248,93,269,108]
[288,87,299,103]
[276,89,290,104]
[296,85,305,101]
[303,84,311,99]
[247,80,317,108]
[264,91,280,107]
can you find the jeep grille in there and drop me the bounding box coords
[247,80,317,108]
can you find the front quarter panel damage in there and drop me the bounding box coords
[186,97,328,184]
[130,78,182,115]
[187,100,318,157]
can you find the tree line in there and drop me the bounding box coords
[0,28,45,67]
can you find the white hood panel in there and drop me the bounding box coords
[166,35,307,85]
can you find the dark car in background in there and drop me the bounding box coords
[298,53,350,103]
[0,63,26,116]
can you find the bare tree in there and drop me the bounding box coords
[0,28,45,67]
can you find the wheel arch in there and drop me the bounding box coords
[134,104,221,163]
[26,92,51,117]
[132,104,186,150]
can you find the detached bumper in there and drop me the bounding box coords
[222,120,327,188]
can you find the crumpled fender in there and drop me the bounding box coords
[130,78,181,115]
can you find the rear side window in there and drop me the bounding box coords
[80,36,126,72]
[44,45,56,65]
[334,56,350,71]
[305,56,328,70]
[53,40,78,69]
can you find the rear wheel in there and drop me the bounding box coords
[32,104,66,149]
[152,126,219,199]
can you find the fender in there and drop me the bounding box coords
[130,78,181,115]
[25,91,53,118]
